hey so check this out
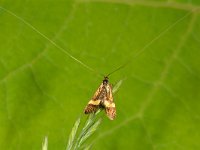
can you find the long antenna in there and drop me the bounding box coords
[1,6,198,79]
[106,61,129,77]
[0,6,104,77]
[106,8,197,77]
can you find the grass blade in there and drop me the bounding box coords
[66,117,81,150]
[78,118,101,148]
[112,79,124,94]
[74,110,101,150]
[42,136,48,150]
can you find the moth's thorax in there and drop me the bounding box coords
[98,85,107,100]
[105,84,110,92]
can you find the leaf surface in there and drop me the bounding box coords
[0,0,200,149]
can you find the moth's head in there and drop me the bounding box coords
[103,76,109,85]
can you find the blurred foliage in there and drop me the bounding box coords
[0,0,200,149]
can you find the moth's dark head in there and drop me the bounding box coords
[103,76,109,85]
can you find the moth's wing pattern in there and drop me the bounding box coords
[84,101,100,114]
[104,84,116,120]
[108,83,114,101]
[92,83,103,100]
[84,81,117,120]
[84,84,103,114]
[105,106,116,120]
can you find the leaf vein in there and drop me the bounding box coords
[138,13,197,116]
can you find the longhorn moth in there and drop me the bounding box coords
[84,77,116,120]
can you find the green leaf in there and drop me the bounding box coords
[0,0,200,150]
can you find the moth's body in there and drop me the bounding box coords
[84,77,116,120]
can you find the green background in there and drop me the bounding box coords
[0,0,200,149]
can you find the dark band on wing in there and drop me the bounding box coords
[84,104,99,114]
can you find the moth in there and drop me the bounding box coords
[84,77,116,120]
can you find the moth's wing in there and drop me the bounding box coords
[104,100,116,120]
[84,83,103,114]
[92,83,103,100]
[84,100,101,114]
[104,84,116,120]
[107,83,114,101]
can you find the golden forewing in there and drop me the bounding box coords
[92,83,103,100]
[105,106,116,120]
[103,89,116,120]
[107,83,113,101]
